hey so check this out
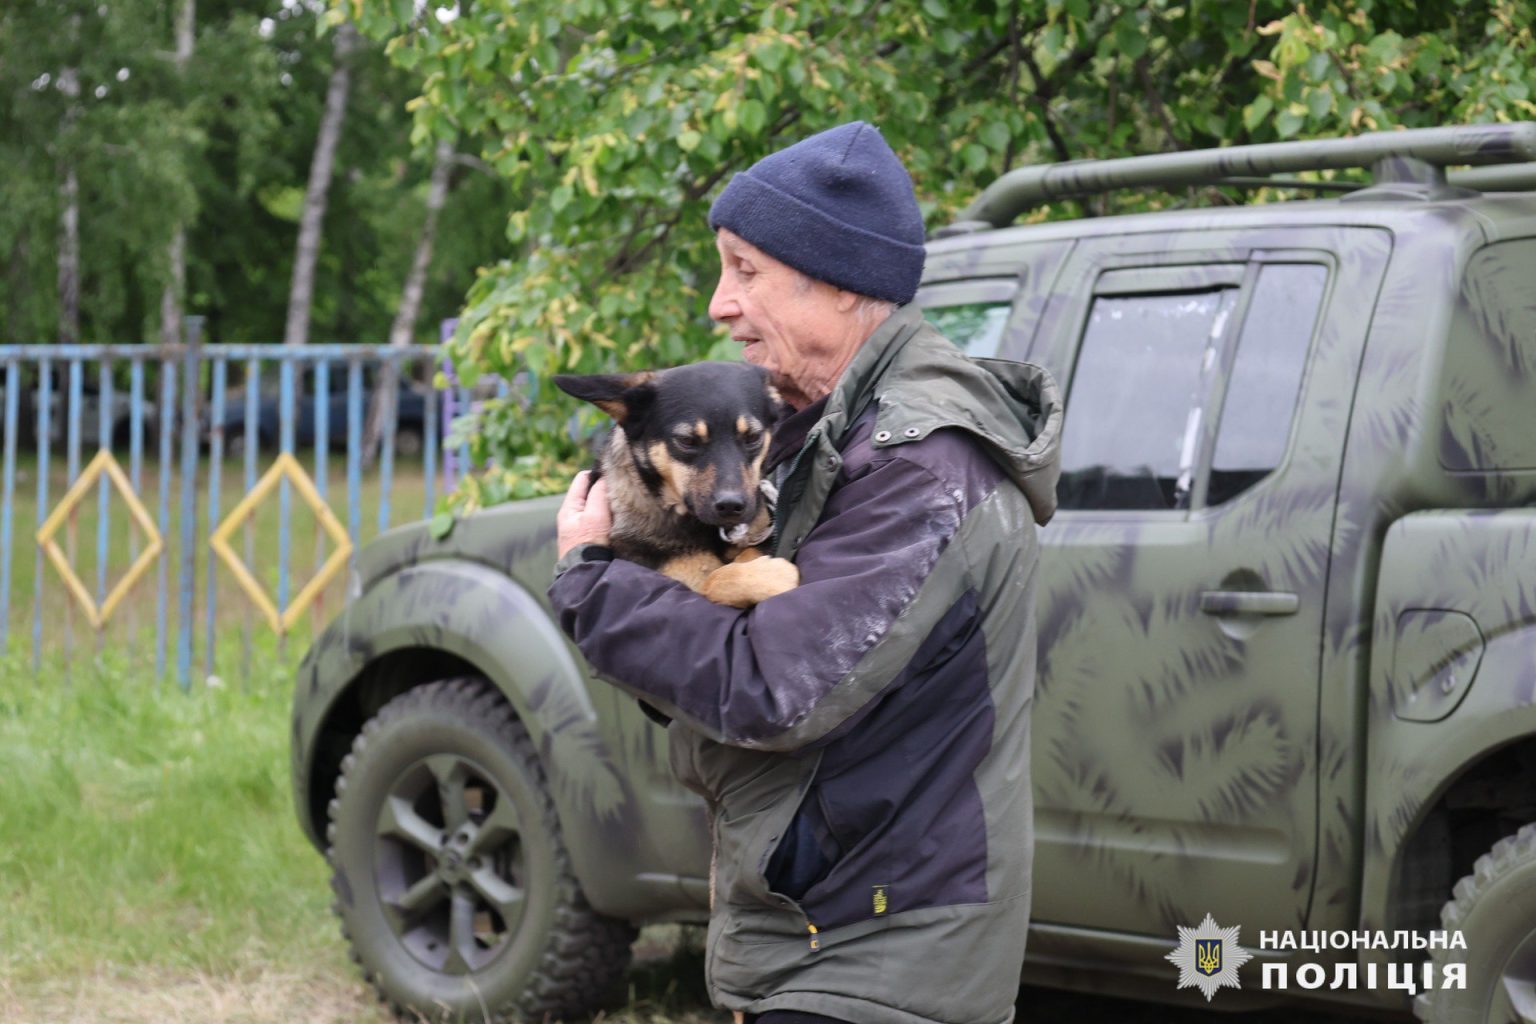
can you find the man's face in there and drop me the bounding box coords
[707,228,855,410]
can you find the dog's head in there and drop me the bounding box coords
[555,362,786,529]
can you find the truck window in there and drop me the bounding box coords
[1206,264,1328,505]
[1057,288,1238,511]
[924,302,1012,358]
[1440,239,1536,473]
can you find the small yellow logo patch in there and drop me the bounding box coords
[872,884,889,916]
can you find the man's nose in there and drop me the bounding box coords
[708,274,738,323]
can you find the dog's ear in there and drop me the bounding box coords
[752,366,790,421]
[553,371,657,424]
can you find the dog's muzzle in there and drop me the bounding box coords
[720,478,778,547]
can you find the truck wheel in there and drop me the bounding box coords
[1415,823,1536,1024]
[393,426,424,458]
[327,677,636,1022]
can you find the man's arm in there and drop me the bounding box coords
[548,452,967,752]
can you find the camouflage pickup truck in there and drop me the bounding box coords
[291,123,1536,1023]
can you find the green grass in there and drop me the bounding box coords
[0,638,346,980]
[0,638,724,1023]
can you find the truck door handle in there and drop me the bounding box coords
[1199,590,1299,617]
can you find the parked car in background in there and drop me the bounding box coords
[207,366,429,458]
[24,365,175,454]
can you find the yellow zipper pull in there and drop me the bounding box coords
[808,923,820,951]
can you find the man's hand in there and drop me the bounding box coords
[556,470,612,558]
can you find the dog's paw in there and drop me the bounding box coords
[701,556,800,608]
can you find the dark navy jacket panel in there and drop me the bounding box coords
[780,589,994,930]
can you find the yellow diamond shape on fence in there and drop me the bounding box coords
[36,448,164,631]
[210,451,353,635]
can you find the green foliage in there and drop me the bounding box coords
[0,0,519,347]
[346,0,1536,514]
[1248,1,1536,139]
[0,0,202,341]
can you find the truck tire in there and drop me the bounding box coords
[327,677,636,1022]
[393,425,424,458]
[1415,823,1536,1024]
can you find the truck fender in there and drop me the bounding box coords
[292,558,666,916]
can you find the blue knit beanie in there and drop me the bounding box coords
[708,121,926,305]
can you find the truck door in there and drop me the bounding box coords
[1026,229,1389,938]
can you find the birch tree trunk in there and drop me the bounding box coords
[361,137,454,467]
[57,68,80,347]
[159,0,195,347]
[282,20,358,348]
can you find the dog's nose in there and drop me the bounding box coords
[714,494,746,519]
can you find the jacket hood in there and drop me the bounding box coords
[845,304,1062,524]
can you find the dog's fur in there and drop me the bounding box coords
[555,363,800,608]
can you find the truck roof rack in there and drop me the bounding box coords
[944,122,1536,235]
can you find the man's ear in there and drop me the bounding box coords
[553,371,657,424]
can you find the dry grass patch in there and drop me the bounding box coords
[0,966,392,1024]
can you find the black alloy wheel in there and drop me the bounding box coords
[327,677,635,1021]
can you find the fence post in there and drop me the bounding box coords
[439,318,458,494]
[176,315,204,691]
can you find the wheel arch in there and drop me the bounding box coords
[293,557,697,920]
[1384,736,1536,938]
[301,644,483,850]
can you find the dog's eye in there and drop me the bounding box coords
[742,432,763,451]
[673,435,702,453]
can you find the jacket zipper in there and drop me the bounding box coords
[771,429,819,554]
[758,750,827,953]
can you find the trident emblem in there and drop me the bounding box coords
[1195,939,1222,976]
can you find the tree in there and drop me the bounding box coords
[346,0,1536,514]
[0,0,516,354]
[1,0,205,345]
[282,18,359,348]
[159,0,197,348]
[361,135,456,465]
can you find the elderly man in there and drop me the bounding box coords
[549,121,1061,1024]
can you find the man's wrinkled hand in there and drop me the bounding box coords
[556,471,612,558]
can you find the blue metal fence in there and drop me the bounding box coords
[1,332,506,690]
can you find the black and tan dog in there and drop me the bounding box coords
[554,362,800,608]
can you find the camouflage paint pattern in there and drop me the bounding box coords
[1348,204,1536,986]
[294,185,1536,1012]
[990,213,1390,1004]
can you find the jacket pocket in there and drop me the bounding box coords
[764,786,843,901]
[718,753,821,910]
